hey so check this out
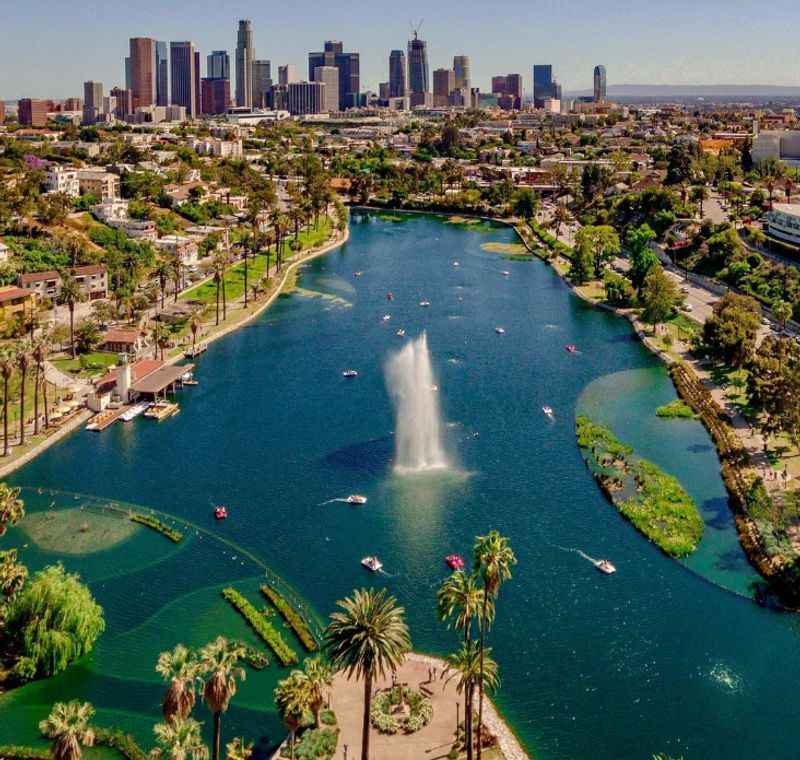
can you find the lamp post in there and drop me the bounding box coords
[456,702,460,738]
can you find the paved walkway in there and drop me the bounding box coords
[325,653,529,760]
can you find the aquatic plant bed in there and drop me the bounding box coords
[260,584,318,652]
[93,727,149,760]
[0,747,50,760]
[243,646,269,670]
[576,416,704,557]
[129,512,183,543]
[221,587,298,666]
[370,686,433,735]
[656,400,697,419]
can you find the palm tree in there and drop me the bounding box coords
[437,570,486,645]
[0,547,28,599]
[199,636,246,760]
[0,348,15,456]
[325,588,411,760]
[444,642,500,760]
[15,340,31,446]
[552,204,571,240]
[0,483,24,536]
[153,717,209,760]
[473,531,516,760]
[157,643,200,723]
[303,656,333,728]
[190,315,200,356]
[32,333,50,432]
[154,257,173,310]
[58,274,86,359]
[224,738,253,760]
[274,670,313,759]
[690,186,709,219]
[38,700,96,760]
[773,300,793,332]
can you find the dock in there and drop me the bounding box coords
[185,343,208,359]
[86,406,129,431]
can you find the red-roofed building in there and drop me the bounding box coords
[18,264,108,301]
[0,286,36,323]
[100,328,145,355]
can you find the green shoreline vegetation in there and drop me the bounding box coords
[129,512,183,543]
[221,587,298,666]
[260,584,318,652]
[576,416,704,557]
[656,400,697,419]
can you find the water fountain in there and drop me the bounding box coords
[386,332,448,473]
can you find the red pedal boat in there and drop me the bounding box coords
[565,344,577,353]
[445,554,465,571]
[214,506,228,520]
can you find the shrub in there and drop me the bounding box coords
[129,513,183,542]
[221,588,298,666]
[260,584,318,652]
[655,400,696,419]
[370,687,433,735]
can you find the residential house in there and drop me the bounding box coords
[18,264,108,302]
[45,166,80,197]
[100,328,145,355]
[76,169,121,201]
[0,286,36,323]
[154,235,199,266]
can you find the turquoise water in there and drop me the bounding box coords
[1,211,799,759]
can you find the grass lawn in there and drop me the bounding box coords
[576,280,606,302]
[709,365,750,412]
[52,351,118,377]
[182,253,271,305]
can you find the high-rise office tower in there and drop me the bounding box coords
[491,76,507,94]
[278,64,298,86]
[407,33,429,107]
[533,64,554,108]
[389,50,406,98]
[194,51,201,117]
[308,41,360,110]
[314,66,339,113]
[593,65,607,102]
[82,81,103,124]
[492,74,522,109]
[506,73,522,108]
[453,55,470,91]
[201,78,230,115]
[170,41,198,117]
[129,37,157,109]
[208,51,230,80]
[18,99,49,127]
[433,68,455,107]
[111,87,134,118]
[287,81,325,115]
[252,60,272,108]
[155,41,169,106]
[124,57,132,89]
[235,19,255,108]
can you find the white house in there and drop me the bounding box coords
[45,166,80,197]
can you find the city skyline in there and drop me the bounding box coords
[2,0,800,100]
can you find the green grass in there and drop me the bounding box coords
[182,253,271,305]
[656,400,697,419]
[52,351,118,377]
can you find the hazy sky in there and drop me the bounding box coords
[2,0,799,99]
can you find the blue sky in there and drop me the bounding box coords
[1,0,799,99]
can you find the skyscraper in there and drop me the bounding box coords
[593,65,607,102]
[433,68,455,107]
[252,60,272,108]
[194,51,201,118]
[453,55,470,92]
[287,81,325,115]
[111,87,133,118]
[308,41,360,110]
[208,51,230,80]
[389,50,406,98]
[492,74,522,109]
[155,41,169,106]
[124,57,132,90]
[407,33,429,107]
[235,19,254,108]
[82,81,103,124]
[201,78,230,115]
[170,41,198,117]
[278,64,298,86]
[533,64,554,108]
[129,37,157,110]
[314,66,339,113]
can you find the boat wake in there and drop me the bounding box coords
[555,545,600,565]
[709,663,743,693]
[319,498,351,505]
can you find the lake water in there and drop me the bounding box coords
[1,211,798,760]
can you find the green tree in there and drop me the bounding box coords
[0,548,28,601]
[473,531,516,760]
[199,636,246,760]
[748,336,800,447]
[569,237,595,285]
[6,563,105,679]
[689,186,709,219]
[325,588,411,760]
[74,321,100,354]
[13,339,28,446]
[274,670,313,759]
[0,348,15,456]
[224,737,253,760]
[157,643,200,723]
[58,273,86,359]
[773,300,793,332]
[641,266,680,331]
[303,656,333,729]
[626,224,659,290]
[0,482,24,536]
[153,717,209,760]
[603,271,634,307]
[575,225,621,279]
[437,570,485,644]
[39,701,95,760]
[703,292,762,366]
[512,188,539,221]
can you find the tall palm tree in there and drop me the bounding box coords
[38,700,96,760]
[0,483,24,536]
[154,257,173,310]
[153,717,209,760]
[157,644,200,723]
[199,636,246,760]
[15,340,31,446]
[58,274,85,359]
[473,532,516,760]
[274,670,313,759]
[0,547,28,600]
[224,737,252,760]
[190,315,200,356]
[444,642,500,760]
[325,588,411,760]
[437,570,486,644]
[31,333,48,435]
[303,656,333,728]
[0,348,15,456]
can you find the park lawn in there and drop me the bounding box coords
[709,365,750,412]
[575,280,606,302]
[182,253,271,305]
[52,351,118,378]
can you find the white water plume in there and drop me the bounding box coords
[386,332,448,473]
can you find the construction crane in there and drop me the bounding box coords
[410,18,424,40]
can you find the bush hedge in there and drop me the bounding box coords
[129,513,183,542]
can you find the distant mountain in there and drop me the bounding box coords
[566,84,800,98]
